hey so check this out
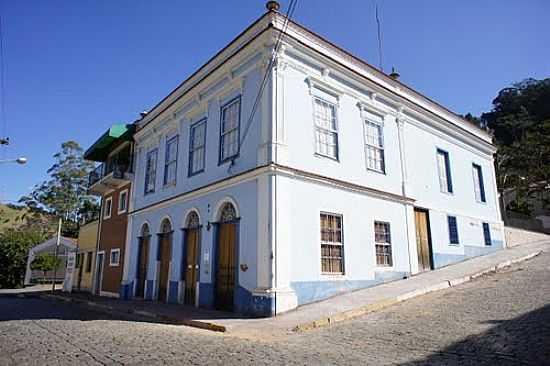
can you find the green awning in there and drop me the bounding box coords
[84,124,135,162]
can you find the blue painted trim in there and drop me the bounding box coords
[119,281,133,300]
[145,280,154,300]
[234,286,275,317]
[168,281,179,304]
[218,95,241,165]
[433,253,465,268]
[198,282,214,308]
[291,279,379,305]
[188,118,207,177]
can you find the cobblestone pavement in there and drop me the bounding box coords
[1,252,549,366]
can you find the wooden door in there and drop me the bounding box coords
[157,233,171,302]
[215,223,236,311]
[135,236,149,298]
[415,209,433,272]
[184,229,200,306]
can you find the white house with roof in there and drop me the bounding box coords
[118,2,504,317]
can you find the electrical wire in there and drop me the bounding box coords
[0,11,7,144]
[375,2,383,72]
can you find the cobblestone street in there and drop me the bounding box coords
[1,252,549,365]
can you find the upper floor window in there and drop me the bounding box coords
[103,196,112,219]
[144,149,158,195]
[189,119,207,176]
[364,118,385,173]
[164,136,178,186]
[320,212,344,274]
[313,98,339,160]
[437,149,453,193]
[118,189,128,214]
[472,163,486,203]
[374,221,392,267]
[109,248,120,267]
[219,97,241,163]
[447,215,459,245]
[482,222,492,246]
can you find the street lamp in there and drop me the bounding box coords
[0,157,27,164]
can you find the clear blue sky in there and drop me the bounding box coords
[0,0,548,204]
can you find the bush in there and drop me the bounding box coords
[0,229,47,289]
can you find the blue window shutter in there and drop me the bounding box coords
[483,223,491,246]
[478,166,486,202]
[447,216,459,244]
[445,152,453,193]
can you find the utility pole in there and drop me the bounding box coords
[51,218,62,294]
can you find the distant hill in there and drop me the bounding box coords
[0,203,55,233]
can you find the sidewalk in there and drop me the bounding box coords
[42,239,549,339]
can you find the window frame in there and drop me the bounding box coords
[447,215,460,245]
[374,221,393,267]
[144,148,158,195]
[472,163,487,203]
[363,117,385,174]
[482,222,492,246]
[163,135,178,186]
[85,252,93,273]
[319,212,345,275]
[109,248,121,267]
[189,118,207,176]
[218,96,241,165]
[312,97,340,161]
[436,148,453,194]
[118,189,128,214]
[103,197,112,220]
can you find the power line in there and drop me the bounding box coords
[237,0,297,157]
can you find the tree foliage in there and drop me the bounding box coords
[479,78,550,213]
[19,141,98,237]
[0,229,47,288]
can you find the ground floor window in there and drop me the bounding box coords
[374,221,392,267]
[482,222,492,246]
[320,212,344,274]
[85,252,93,272]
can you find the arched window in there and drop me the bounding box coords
[186,211,200,229]
[160,218,172,234]
[140,223,150,237]
[219,202,237,223]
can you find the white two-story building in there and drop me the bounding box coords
[119,2,504,317]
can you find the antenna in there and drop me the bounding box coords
[375,2,383,72]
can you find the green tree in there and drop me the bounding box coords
[31,253,62,284]
[19,141,98,237]
[479,78,550,212]
[0,229,47,288]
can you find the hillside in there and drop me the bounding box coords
[0,204,55,233]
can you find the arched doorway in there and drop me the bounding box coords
[183,211,201,306]
[215,202,238,311]
[135,223,150,298]
[157,218,173,302]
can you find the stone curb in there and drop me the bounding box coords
[39,294,227,333]
[293,250,543,332]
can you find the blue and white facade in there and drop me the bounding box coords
[119,9,504,316]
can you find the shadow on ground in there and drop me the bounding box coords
[401,304,550,365]
[0,293,239,326]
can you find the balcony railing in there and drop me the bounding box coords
[88,152,133,189]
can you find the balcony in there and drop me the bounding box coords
[88,152,133,195]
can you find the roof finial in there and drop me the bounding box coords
[389,67,400,80]
[266,1,280,12]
